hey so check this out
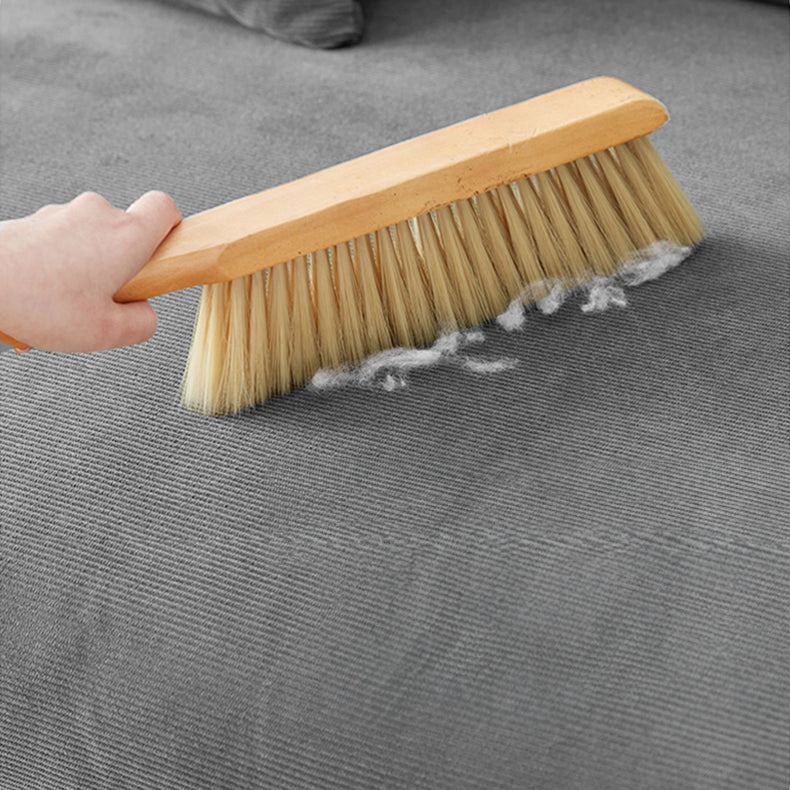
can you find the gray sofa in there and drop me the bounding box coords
[1,0,788,788]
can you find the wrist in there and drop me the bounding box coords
[0,218,32,350]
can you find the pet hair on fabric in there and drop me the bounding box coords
[310,242,693,395]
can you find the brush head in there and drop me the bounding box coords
[181,132,704,415]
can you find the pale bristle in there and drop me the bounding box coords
[267,262,292,397]
[594,148,658,250]
[180,285,214,412]
[289,256,320,388]
[392,220,439,346]
[434,205,490,325]
[332,242,368,365]
[475,189,534,300]
[181,133,704,414]
[533,170,589,284]
[312,248,346,369]
[219,277,252,414]
[415,212,460,331]
[573,157,635,264]
[453,198,510,316]
[626,137,705,245]
[353,233,393,354]
[555,162,618,277]
[247,270,270,403]
[513,177,568,287]
[376,226,418,347]
[614,141,677,243]
[181,283,233,414]
[493,184,546,301]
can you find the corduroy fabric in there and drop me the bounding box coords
[1,0,788,788]
[158,0,364,48]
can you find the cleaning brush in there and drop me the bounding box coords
[5,77,706,414]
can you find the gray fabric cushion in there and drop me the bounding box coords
[1,0,788,788]
[161,0,363,47]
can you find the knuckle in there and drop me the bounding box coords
[34,203,62,216]
[74,191,110,211]
[145,190,180,218]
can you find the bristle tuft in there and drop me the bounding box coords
[415,212,460,331]
[333,242,368,365]
[180,285,214,414]
[434,205,489,325]
[626,137,705,245]
[353,234,393,354]
[554,162,617,277]
[289,256,320,388]
[247,270,270,403]
[392,220,438,345]
[220,277,251,414]
[454,198,510,315]
[312,248,346,369]
[594,148,658,250]
[376,227,418,347]
[493,184,547,300]
[533,170,588,284]
[267,262,292,398]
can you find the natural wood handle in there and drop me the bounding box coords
[0,330,27,349]
[116,76,668,303]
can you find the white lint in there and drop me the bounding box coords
[310,242,694,394]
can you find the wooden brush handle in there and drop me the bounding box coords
[0,329,26,349]
[116,76,668,303]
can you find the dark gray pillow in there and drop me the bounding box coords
[162,0,364,48]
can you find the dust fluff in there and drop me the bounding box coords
[311,329,517,393]
[311,241,693,394]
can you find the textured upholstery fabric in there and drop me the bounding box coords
[1,0,788,788]
[158,0,363,47]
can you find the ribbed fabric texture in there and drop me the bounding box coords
[159,0,364,47]
[1,0,788,788]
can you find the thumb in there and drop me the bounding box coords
[102,300,158,349]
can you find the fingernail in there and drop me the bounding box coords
[14,345,32,353]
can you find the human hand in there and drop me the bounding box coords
[0,190,181,352]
